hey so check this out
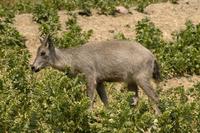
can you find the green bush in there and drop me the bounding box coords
[1,0,136,16]
[33,1,60,34]
[0,17,91,132]
[55,16,93,48]
[136,0,152,13]
[1,2,200,132]
[0,18,32,132]
[136,18,200,77]
[24,70,90,132]
[1,0,180,15]
[0,5,15,23]
[136,18,165,50]
[171,21,200,74]
[0,19,25,48]
[157,84,200,132]
[14,0,35,13]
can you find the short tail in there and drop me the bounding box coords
[153,60,161,81]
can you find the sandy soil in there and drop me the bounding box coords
[13,0,200,89]
[14,14,40,61]
[145,0,200,40]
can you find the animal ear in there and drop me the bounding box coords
[39,35,47,46]
[40,34,54,49]
[39,37,43,44]
[46,34,54,49]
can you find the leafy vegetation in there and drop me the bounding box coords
[136,18,200,77]
[55,16,93,48]
[32,2,92,47]
[32,1,60,34]
[0,5,15,23]
[0,0,179,15]
[0,1,200,132]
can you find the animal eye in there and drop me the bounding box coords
[40,52,46,56]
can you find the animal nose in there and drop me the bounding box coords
[31,65,40,72]
[31,65,35,72]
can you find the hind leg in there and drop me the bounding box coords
[86,76,97,110]
[128,82,139,106]
[136,77,161,115]
[96,82,108,107]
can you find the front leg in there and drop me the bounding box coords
[128,82,139,106]
[86,76,97,110]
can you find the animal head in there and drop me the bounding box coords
[31,34,55,72]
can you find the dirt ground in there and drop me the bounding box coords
[13,0,200,89]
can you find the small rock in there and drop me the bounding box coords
[115,6,129,14]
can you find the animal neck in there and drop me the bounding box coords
[50,48,73,72]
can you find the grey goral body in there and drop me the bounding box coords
[31,35,161,114]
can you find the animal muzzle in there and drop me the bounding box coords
[31,65,40,73]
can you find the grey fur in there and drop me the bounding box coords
[31,36,161,115]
